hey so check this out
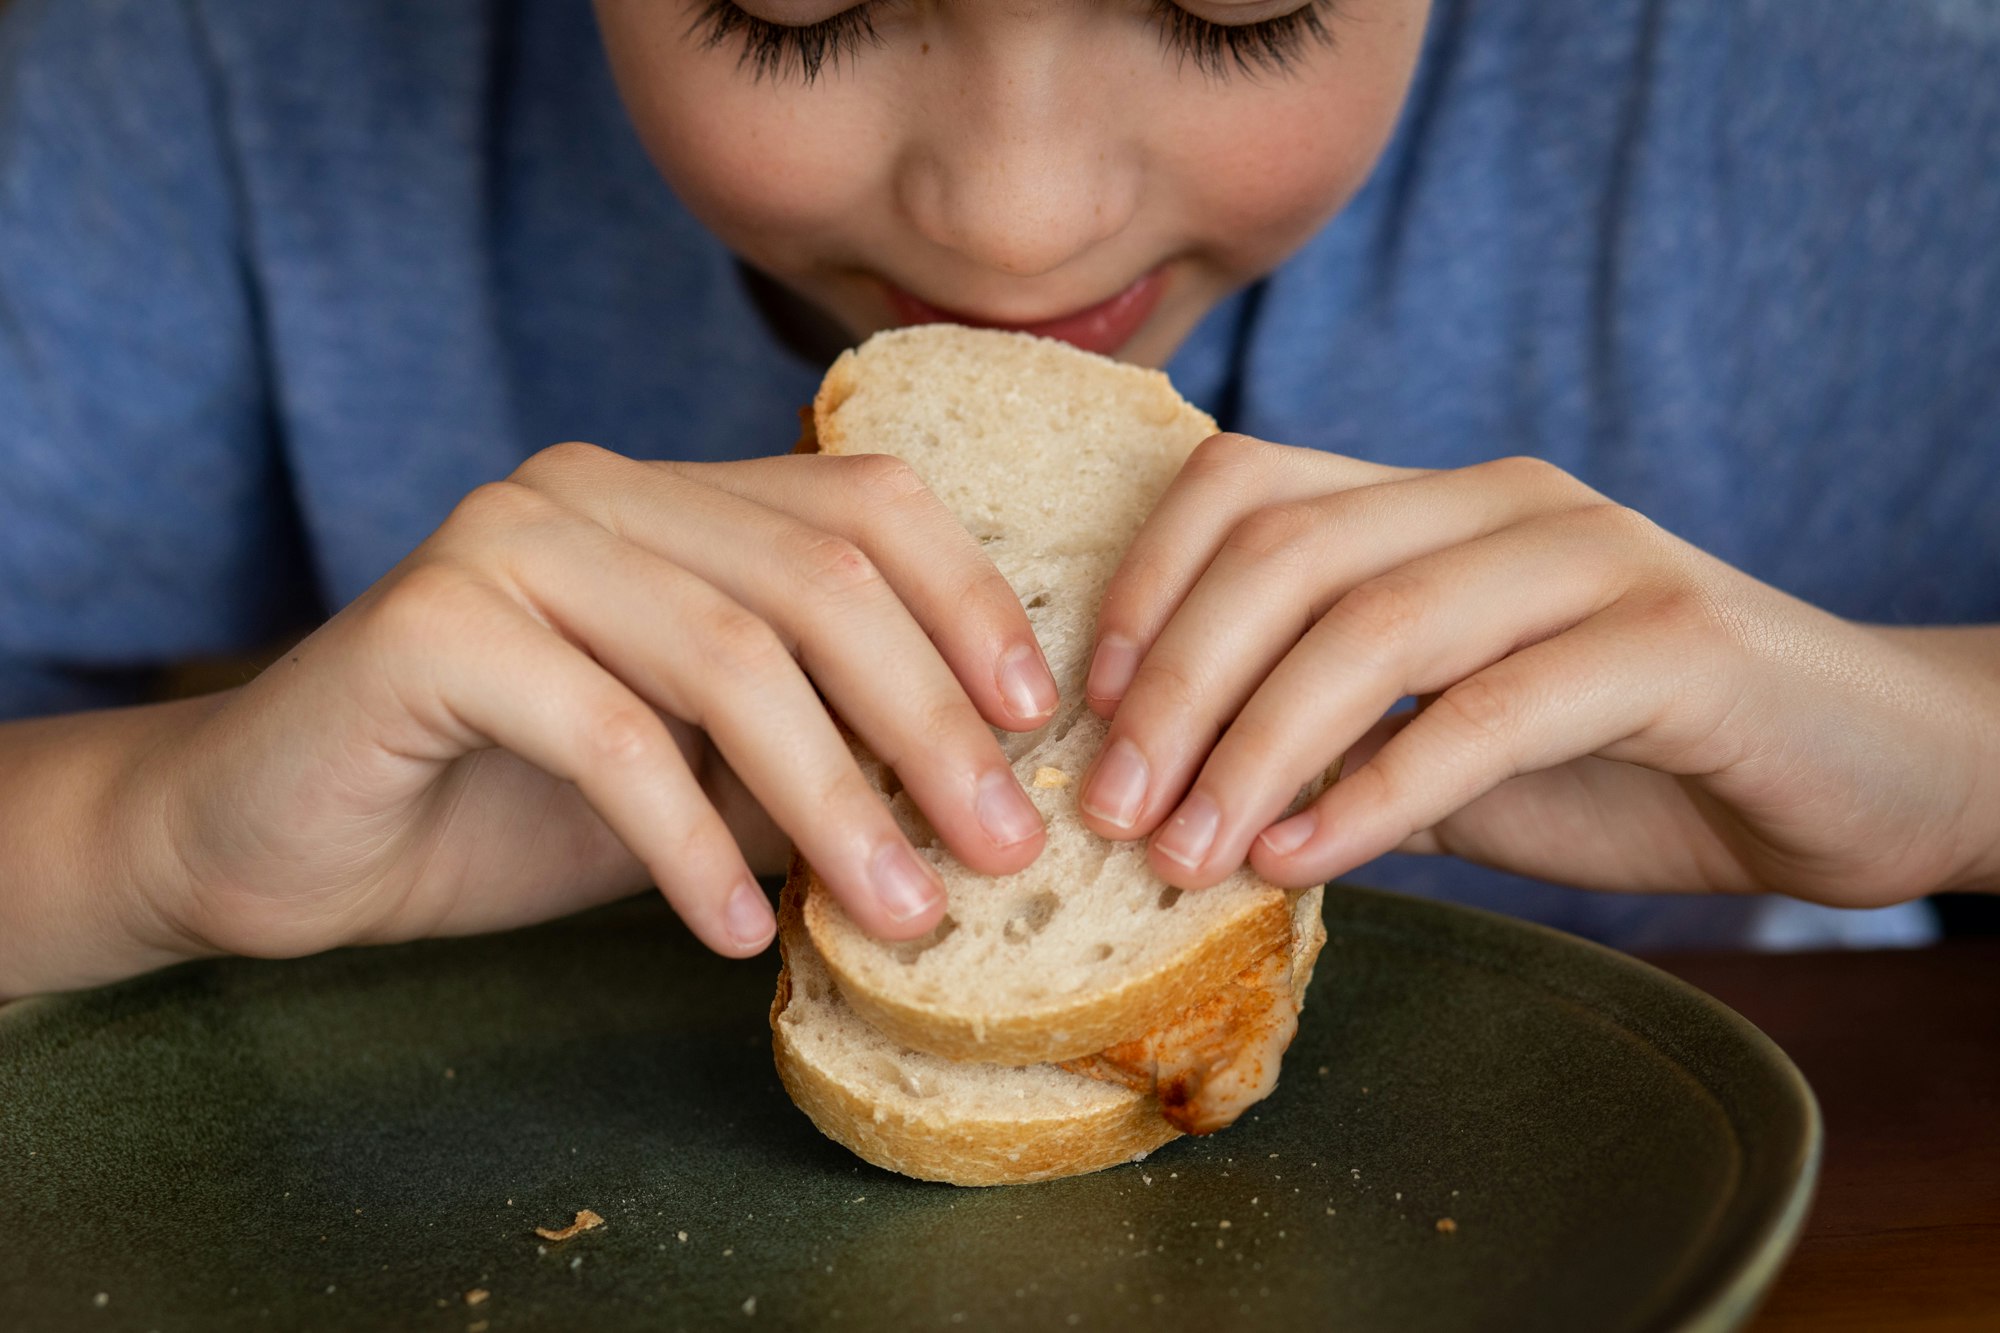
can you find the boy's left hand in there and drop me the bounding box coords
[1078,434,2000,907]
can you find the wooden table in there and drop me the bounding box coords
[1646,940,2000,1332]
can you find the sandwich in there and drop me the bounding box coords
[770,325,1328,1186]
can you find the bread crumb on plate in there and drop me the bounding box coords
[533,1209,605,1241]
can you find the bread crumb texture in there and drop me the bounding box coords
[773,879,1180,1185]
[803,327,1311,1065]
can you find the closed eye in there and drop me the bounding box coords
[1150,0,1338,78]
[689,0,884,85]
[689,0,1341,86]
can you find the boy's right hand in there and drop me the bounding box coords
[132,443,1055,964]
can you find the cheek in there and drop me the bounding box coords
[1177,120,1367,267]
[1159,18,1426,272]
[596,15,888,267]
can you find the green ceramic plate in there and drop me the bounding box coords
[0,884,1817,1333]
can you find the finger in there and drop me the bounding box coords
[1248,607,1686,889]
[1089,452,1597,717]
[1087,434,1424,712]
[1134,505,1641,885]
[697,744,792,876]
[440,484,951,939]
[1339,706,1418,778]
[1078,476,1616,847]
[1392,757,1759,894]
[623,447,1060,730]
[510,451,1045,874]
[375,571,775,958]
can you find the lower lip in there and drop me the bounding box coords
[884,269,1167,358]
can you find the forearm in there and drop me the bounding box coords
[0,694,222,999]
[1869,623,2000,893]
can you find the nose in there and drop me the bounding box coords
[895,49,1142,281]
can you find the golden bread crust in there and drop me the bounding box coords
[798,860,1295,1065]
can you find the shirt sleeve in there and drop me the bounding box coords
[0,0,313,721]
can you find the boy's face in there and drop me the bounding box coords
[594,0,1428,367]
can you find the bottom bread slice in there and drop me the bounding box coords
[772,880,1329,1186]
[771,881,1181,1186]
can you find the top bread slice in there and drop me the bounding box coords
[792,325,1314,1067]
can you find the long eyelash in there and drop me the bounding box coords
[691,0,1335,88]
[690,0,882,84]
[1150,0,1335,79]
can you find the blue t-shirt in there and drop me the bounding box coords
[4,0,1996,950]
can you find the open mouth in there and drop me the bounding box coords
[883,268,1167,358]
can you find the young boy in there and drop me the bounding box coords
[2,0,1995,998]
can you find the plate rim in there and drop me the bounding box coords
[1318,883,1823,1333]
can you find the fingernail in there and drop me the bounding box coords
[1259,811,1318,857]
[975,768,1044,848]
[1154,791,1221,870]
[1086,635,1141,705]
[997,642,1059,722]
[871,841,945,923]
[1081,737,1150,829]
[724,880,775,950]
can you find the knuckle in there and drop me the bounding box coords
[1216,710,1287,769]
[869,698,966,776]
[1327,572,1431,655]
[822,768,892,834]
[843,452,929,507]
[1574,499,1661,543]
[447,479,551,534]
[783,529,885,599]
[1635,582,1731,649]
[1482,454,1578,495]
[1479,454,1608,507]
[369,562,490,652]
[1184,432,1277,487]
[969,566,1033,625]
[1223,501,1323,565]
[1432,673,1518,750]
[579,701,664,769]
[697,602,792,679]
[656,820,719,887]
[513,439,612,486]
[911,690,978,750]
[1130,653,1205,716]
[1100,541,1179,612]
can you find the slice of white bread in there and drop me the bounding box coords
[772,876,1320,1176]
[773,875,1327,1185]
[794,325,1316,1066]
[771,878,1181,1186]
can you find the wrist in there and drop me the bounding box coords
[1868,624,2000,894]
[0,696,226,998]
[106,693,237,970]
[1953,715,2000,895]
